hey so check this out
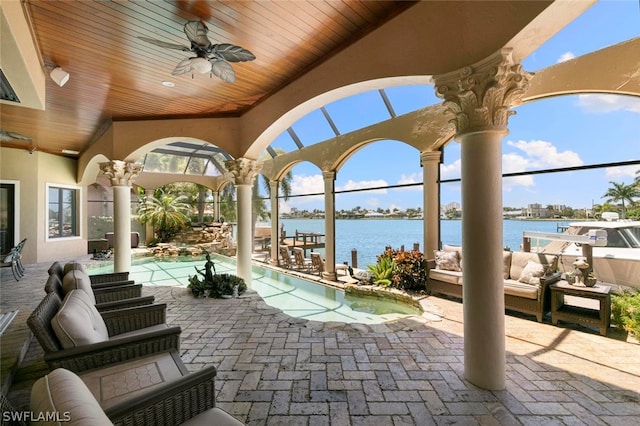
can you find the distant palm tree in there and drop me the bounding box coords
[137,190,191,242]
[603,181,639,219]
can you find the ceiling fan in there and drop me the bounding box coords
[139,20,255,83]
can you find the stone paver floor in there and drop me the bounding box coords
[2,259,640,425]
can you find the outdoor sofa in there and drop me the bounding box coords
[427,246,561,322]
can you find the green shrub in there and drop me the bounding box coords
[188,270,247,299]
[611,290,640,339]
[367,256,396,287]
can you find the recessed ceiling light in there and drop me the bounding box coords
[61,149,80,155]
[161,81,175,87]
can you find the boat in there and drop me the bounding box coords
[528,221,640,289]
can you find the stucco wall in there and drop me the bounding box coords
[0,147,87,264]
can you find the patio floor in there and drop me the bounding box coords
[2,257,640,425]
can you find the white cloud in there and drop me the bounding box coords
[337,179,388,194]
[577,94,640,114]
[557,51,576,63]
[286,174,324,207]
[439,140,583,192]
[440,159,461,180]
[605,163,640,179]
[506,140,583,168]
[396,172,423,191]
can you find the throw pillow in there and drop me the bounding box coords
[518,260,545,285]
[434,250,461,272]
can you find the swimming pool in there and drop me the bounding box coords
[88,254,422,324]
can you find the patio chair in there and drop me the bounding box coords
[293,247,313,272]
[309,252,349,277]
[49,260,132,287]
[27,290,181,373]
[279,246,295,269]
[310,252,324,276]
[30,367,245,425]
[45,270,154,312]
[1,242,24,281]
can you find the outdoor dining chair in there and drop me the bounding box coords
[1,238,26,281]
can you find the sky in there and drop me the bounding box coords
[262,0,640,213]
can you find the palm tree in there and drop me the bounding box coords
[602,181,639,219]
[137,189,191,242]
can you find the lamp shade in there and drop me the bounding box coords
[191,57,212,74]
[50,67,70,87]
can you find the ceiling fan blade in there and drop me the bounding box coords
[0,129,32,142]
[211,44,256,62]
[138,36,191,52]
[184,21,212,48]
[210,59,236,83]
[171,58,194,76]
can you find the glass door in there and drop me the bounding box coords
[0,183,15,254]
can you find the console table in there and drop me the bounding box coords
[550,280,611,336]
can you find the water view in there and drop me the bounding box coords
[281,218,570,267]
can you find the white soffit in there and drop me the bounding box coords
[0,0,45,110]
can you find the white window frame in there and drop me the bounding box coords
[46,183,82,241]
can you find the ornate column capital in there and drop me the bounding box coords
[322,170,336,181]
[99,160,142,186]
[420,150,442,166]
[433,49,532,136]
[225,158,263,185]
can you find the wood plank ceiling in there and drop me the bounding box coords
[0,0,415,156]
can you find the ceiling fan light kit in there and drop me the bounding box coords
[139,20,255,83]
[50,67,70,87]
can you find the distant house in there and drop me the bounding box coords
[364,211,384,218]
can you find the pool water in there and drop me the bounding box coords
[88,255,421,324]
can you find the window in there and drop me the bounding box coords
[48,186,79,238]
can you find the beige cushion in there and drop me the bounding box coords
[429,269,463,285]
[504,280,539,299]
[510,252,558,281]
[64,261,88,275]
[63,270,96,305]
[518,260,545,285]
[181,407,245,426]
[30,368,112,426]
[434,250,461,272]
[502,251,512,279]
[51,290,109,349]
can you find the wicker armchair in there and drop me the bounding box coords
[44,271,154,311]
[30,367,244,425]
[27,291,181,373]
[49,261,132,287]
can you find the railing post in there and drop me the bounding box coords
[351,248,358,269]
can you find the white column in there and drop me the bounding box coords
[421,151,441,258]
[144,188,154,246]
[322,171,337,280]
[99,161,143,273]
[213,190,220,222]
[225,158,262,287]
[434,49,531,390]
[269,180,280,265]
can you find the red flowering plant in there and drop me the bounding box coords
[371,247,428,292]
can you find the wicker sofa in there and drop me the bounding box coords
[427,246,561,322]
